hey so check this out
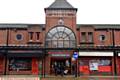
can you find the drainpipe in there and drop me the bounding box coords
[43,49,46,78]
[112,29,117,75]
[4,28,9,75]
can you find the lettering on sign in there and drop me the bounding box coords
[51,54,70,57]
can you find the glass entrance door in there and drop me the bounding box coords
[50,58,71,75]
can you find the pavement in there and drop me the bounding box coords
[0,75,120,80]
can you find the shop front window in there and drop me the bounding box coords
[79,59,112,75]
[9,58,32,71]
[45,26,76,48]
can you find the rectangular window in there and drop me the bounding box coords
[9,58,32,71]
[79,59,112,75]
[88,32,93,43]
[81,32,86,42]
[36,32,40,40]
[29,32,33,41]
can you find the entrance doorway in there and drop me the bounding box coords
[50,58,71,75]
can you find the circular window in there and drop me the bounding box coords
[16,34,23,40]
[99,35,106,41]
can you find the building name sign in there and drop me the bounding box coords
[51,54,70,57]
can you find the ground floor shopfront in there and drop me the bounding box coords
[43,51,120,76]
[44,50,77,75]
[1,50,120,76]
[78,52,114,75]
[0,57,44,75]
[0,49,45,75]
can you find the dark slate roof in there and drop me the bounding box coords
[1,24,120,29]
[46,0,77,10]
[77,24,120,29]
[0,24,45,28]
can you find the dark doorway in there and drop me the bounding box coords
[50,58,71,75]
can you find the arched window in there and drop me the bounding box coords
[45,26,76,48]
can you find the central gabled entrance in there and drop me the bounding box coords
[45,25,77,76]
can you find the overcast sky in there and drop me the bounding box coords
[0,0,120,24]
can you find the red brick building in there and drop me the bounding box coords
[0,0,120,76]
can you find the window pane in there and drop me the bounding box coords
[64,41,69,48]
[46,36,51,40]
[49,28,57,35]
[36,32,40,40]
[54,33,59,38]
[58,32,63,37]
[52,40,57,48]
[70,40,76,47]
[9,58,31,71]
[52,36,57,40]
[58,40,63,48]
[46,40,52,48]
[81,32,86,42]
[62,32,68,38]
[57,27,64,32]
[47,33,52,39]
[64,37,69,40]
[29,32,33,40]
[88,32,93,42]
[65,28,72,34]
[69,33,75,40]
[98,60,111,66]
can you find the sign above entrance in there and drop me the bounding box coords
[51,54,70,57]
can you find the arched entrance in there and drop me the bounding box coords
[45,26,76,48]
[45,25,77,75]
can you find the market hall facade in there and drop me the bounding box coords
[0,0,120,76]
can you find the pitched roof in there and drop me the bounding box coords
[0,24,28,28]
[77,24,120,29]
[47,0,74,9]
[0,24,45,28]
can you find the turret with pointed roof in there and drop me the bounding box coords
[45,0,77,32]
[45,0,77,11]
